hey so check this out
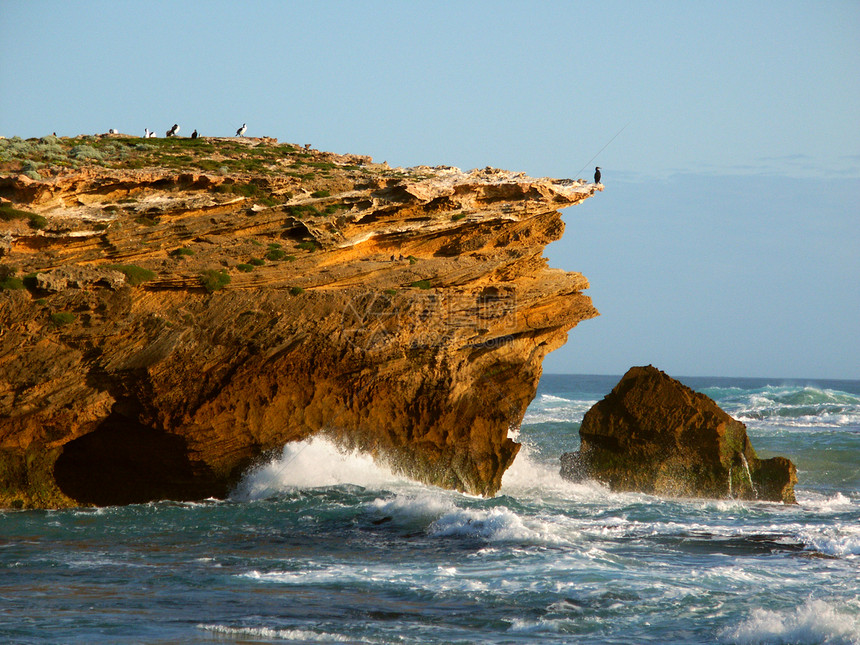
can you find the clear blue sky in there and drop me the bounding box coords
[2,1,858,379]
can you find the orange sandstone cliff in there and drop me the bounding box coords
[0,135,600,508]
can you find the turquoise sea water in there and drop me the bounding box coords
[2,375,859,644]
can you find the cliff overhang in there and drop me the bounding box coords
[0,134,601,508]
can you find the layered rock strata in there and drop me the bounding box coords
[560,366,797,503]
[0,136,600,508]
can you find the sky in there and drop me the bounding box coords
[1,0,858,379]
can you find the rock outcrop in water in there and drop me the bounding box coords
[560,366,797,503]
[0,134,600,508]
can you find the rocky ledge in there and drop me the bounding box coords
[0,134,600,508]
[560,366,797,503]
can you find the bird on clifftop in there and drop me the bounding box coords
[236,123,247,137]
[167,124,179,137]
[594,167,601,184]
[191,129,198,139]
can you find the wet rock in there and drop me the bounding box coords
[560,365,797,503]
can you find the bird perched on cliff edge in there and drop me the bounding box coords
[594,167,601,184]
[191,130,198,139]
[236,123,247,137]
[167,124,179,137]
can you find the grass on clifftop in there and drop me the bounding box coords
[0,134,430,198]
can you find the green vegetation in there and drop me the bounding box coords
[0,266,24,291]
[284,204,322,219]
[0,204,47,229]
[249,258,266,266]
[50,312,75,326]
[409,279,432,290]
[169,247,195,258]
[236,263,255,272]
[408,255,418,265]
[297,240,319,252]
[0,135,384,210]
[384,288,397,296]
[451,213,467,221]
[106,264,156,286]
[214,181,261,197]
[289,286,305,296]
[201,269,231,293]
[265,248,287,261]
[0,276,24,290]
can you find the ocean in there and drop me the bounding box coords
[2,374,859,644]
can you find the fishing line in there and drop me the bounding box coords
[575,120,631,178]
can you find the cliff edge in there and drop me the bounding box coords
[0,134,600,508]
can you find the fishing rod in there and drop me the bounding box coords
[575,120,631,179]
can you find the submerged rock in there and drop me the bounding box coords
[560,366,797,503]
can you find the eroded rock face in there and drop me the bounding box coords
[560,366,797,503]
[0,138,600,507]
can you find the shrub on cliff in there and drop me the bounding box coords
[0,266,25,291]
[201,269,231,293]
[106,264,156,286]
[0,204,47,229]
[50,312,75,326]
[265,248,287,261]
[70,145,104,162]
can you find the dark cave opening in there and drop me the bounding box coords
[54,412,226,506]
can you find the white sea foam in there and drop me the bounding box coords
[800,524,860,558]
[368,492,454,524]
[721,598,860,644]
[198,623,354,642]
[797,491,855,513]
[230,436,409,500]
[521,393,595,424]
[428,504,568,544]
[726,385,860,429]
[499,442,624,504]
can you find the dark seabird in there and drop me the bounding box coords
[236,123,247,137]
[191,130,198,139]
[594,167,601,184]
[167,124,179,137]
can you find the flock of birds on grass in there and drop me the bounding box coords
[106,124,604,185]
[108,123,248,139]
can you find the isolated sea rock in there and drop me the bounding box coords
[0,136,601,508]
[560,365,797,503]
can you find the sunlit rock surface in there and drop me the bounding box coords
[0,135,600,507]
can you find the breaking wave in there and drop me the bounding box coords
[708,385,860,428]
[721,598,860,645]
[230,436,409,500]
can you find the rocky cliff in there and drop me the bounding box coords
[0,134,600,508]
